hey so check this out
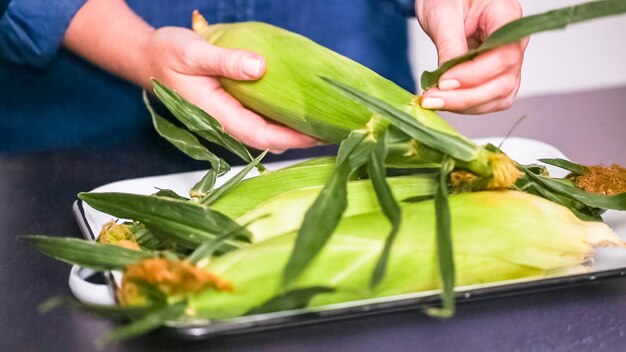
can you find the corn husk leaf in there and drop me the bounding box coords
[282,130,374,287]
[21,235,155,271]
[200,150,268,205]
[426,157,455,318]
[539,158,588,175]
[523,168,626,210]
[421,0,626,90]
[78,192,251,250]
[145,92,228,171]
[151,80,256,168]
[39,296,166,319]
[211,160,337,219]
[188,221,253,264]
[101,300,187,345]
[320,77,479,162]
[368,131,402,287]
[152,189,188,201]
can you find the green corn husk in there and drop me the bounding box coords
[238,174,437,243]
[186,191,619,319]
[192,14,454,143]
[191,13,518,187]
[210,157,337,219]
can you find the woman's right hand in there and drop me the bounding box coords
[142,27,318,152]
[64,0,317,152]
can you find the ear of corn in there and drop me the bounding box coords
[210,157,337,219]
[191,13,518,188]
[238,175,437,242]
[187,191,619,319]
[192,14,458,143]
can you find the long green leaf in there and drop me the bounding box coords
[190,167,224,198]
[153,189,188,201]
[425,157,455,318]
[39,296,166,319]
[421,0,626,90]
[21,235,154,271]
[282,131,373,287]
[101,301,187,344]
[320,77,479,162]
[368,131,402,288]
[144,91,229,168]
[188,220,255,263]
[200,150,268,205]
[145,91,229,198]
[246,287,335,315]
[151,80,256,167]
[523,169,626,210]
[524,181,602,221]
[538,158,588,175]
[78,192,250,250]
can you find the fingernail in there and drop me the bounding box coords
[420,97,445,110]
[242,57,262,78]
[270,148,286,155]
[439,79,460,91]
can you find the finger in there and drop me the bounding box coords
[423,3,469,65]
[455,75,521,114]
[454,95,515,115]
[478,0,523,37]
[183,79,318,150]
[439,43,523,89]
[422,71,520,112]
[206,89,318,150]
[182,39,266,80]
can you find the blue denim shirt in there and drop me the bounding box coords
[0,0,415,153]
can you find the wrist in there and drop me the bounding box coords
[63,0,157,89]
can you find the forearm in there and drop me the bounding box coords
[63,0,155,88]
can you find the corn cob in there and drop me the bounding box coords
[181,190,619,319]
[191,13,519,188]
[238,174,437,242]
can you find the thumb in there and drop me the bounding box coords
[183,39,266,80]
[425,7,468,65]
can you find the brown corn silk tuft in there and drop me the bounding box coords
[97,221,140,251]
[118,258,233,306]
[569,164,626,195]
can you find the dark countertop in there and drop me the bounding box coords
[1,86,625,352]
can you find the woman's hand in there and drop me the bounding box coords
[64,0,317,152]
[415,0,527,114]
[142,27,318,152]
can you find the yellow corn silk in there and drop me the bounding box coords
[117,258,233,307]
[97,221,140,251]
[186,191,620,319]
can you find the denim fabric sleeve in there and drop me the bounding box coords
[0,0,87,68]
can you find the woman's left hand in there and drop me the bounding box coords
[416,0,528,114]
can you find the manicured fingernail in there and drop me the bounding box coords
[439,79,460,91]
[420,97,445,110]
[242,57,262,78]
